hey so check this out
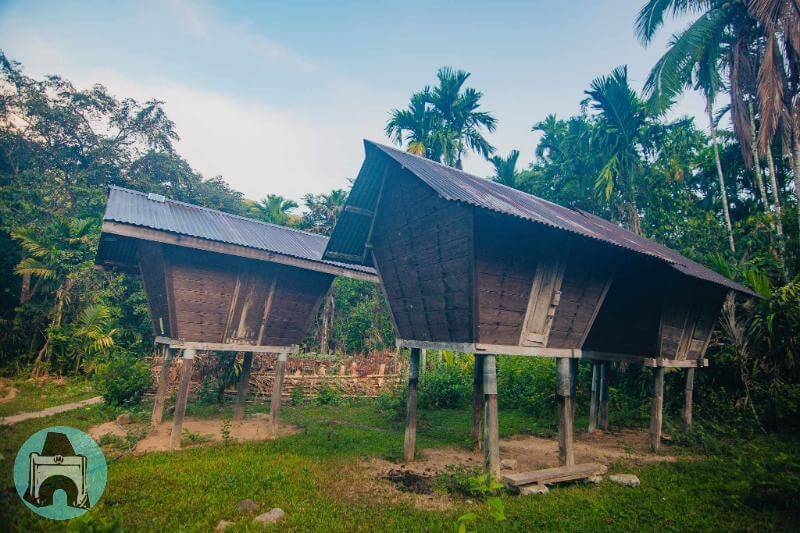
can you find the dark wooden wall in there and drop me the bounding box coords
[658,273,725,360]
[137,244,333,345]
[372,166,474,342]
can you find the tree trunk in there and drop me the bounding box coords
[749,102,772,214]
[318,290,334,354]
[793,134,800,260]
[708,105,736,254]
[765,146,788,280]
[20,272,31,304]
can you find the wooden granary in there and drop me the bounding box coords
[96,186,377,447]
[324,141,754,474]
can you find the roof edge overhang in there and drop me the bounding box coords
[100,220,379,283]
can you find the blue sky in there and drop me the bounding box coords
[0,0,702,203]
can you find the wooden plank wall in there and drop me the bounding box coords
[658,275,725,360]
[372,168,474,342]
[474,213,550,345]
[548,240,617,349]
[582,257,664,356]
[138,244,333,345]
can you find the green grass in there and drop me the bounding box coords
[0,377,96,418]
[1,391,799,531]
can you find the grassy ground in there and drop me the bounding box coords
[1,386,799,531]
[0,377,96,418]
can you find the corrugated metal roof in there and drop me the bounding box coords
[324,140,754,296]
[103,186,376,276]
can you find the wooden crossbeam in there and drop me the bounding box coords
[154,336,299,354]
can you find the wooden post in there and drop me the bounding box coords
[269,352,288,432]
[419,349,427,381]
[588,361,599,433]
[598,361,609,430]
[681,368,695,431]
[169,349,196,450]
[556,357,576,466]
[471,354,485,451]
[483,354,500,477]
[233,352,253,422]
[151,344,173,429]
[650,366,665,451]
[403,348,421,462]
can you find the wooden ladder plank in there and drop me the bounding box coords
[502,463,607,487]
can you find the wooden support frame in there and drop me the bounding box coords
[150,344,173,429]
[269,352,289,432]
[403,348,421,462]
[396,339,708,368]
[588,361,600,433]
[233,352,254,422]
[598,361,609,430]
[471,355,485,451]
[169,349,196,450]
[155,336,298,354]
[681,367,695,431]
[483,355,500,477]
[650,366,665,451]
[556,358,576,466]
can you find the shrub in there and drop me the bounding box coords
[94,350,152,407]
[316,383,343,405]
[290,384,306,406]
[419,360,471,409]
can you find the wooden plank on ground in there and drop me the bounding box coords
[502,463,607,488]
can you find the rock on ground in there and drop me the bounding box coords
[501,458,518,470]
[587,475,603,484]
[609,474,640,487]
[116,413,132,425]
[236,499,259,513]
[215,520,233,531]
[519,484,549,495]
[254,508,285,525]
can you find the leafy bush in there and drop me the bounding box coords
[316,383,343,405]
[420,359,471,409]
[94,350,151,407]
[290,384,306,406]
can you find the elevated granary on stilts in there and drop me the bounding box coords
[95,186,377,448]
[323,140,756,467]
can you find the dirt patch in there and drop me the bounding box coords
[0,380,18,403]
[89,413,300,453]
[357,428,684,507]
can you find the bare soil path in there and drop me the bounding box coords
[0,395,103,425]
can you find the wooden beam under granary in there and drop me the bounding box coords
[96,186,378,448]
[324,140,755,471]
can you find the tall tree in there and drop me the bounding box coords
[248,194,299,226]
[385,92,447,161]
[488,150,522,188]
[300,189,348,236]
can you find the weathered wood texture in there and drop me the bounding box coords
[483,355,500,477]
[269,353,288,431]
[137,244,333,345]
[503,463,607,488]
[150,344,172,427]
[588,361,599,433]
[650,366,665,451]
[233,352,253,422]
[404,348,421,462]
[471,355,485,450]
[658,275,726,361]
[556,358,576,466]
[682,367,695,430]
[169,350,195,450]
[372,169,474,342]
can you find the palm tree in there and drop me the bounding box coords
[249,194,298,226]
[489,150,521,188]
[301,189,348,236]
[425,67,497,168]
[642,9,737,253]
[585,66,648,235]
[385,92,447,161]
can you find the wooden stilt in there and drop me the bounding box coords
[681,368,695,431]
[233,352,253,422]
[483,355,500,477]
[471,354,485,450]
[419,349,427,380]
[598,361,609,430]
[650,366,665,451]
[588,361,599,433]
[151,344,173,429]
[269,352,288,432]
[403,348,421,462]
[556,357,576,466]
[169,349,196,450]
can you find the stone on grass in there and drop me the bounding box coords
[609,474,640,487]
[116,413,132,425]
[519,484,549,495]
[215,520,233,531]
[254,508,285,525]
[236,499,259,513]
[501,459,518,470]
[587,475,603,484]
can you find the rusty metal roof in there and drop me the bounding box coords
[323,140,754,296]
[103,186,376,276]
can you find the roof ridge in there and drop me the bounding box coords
[108,185,327,241]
